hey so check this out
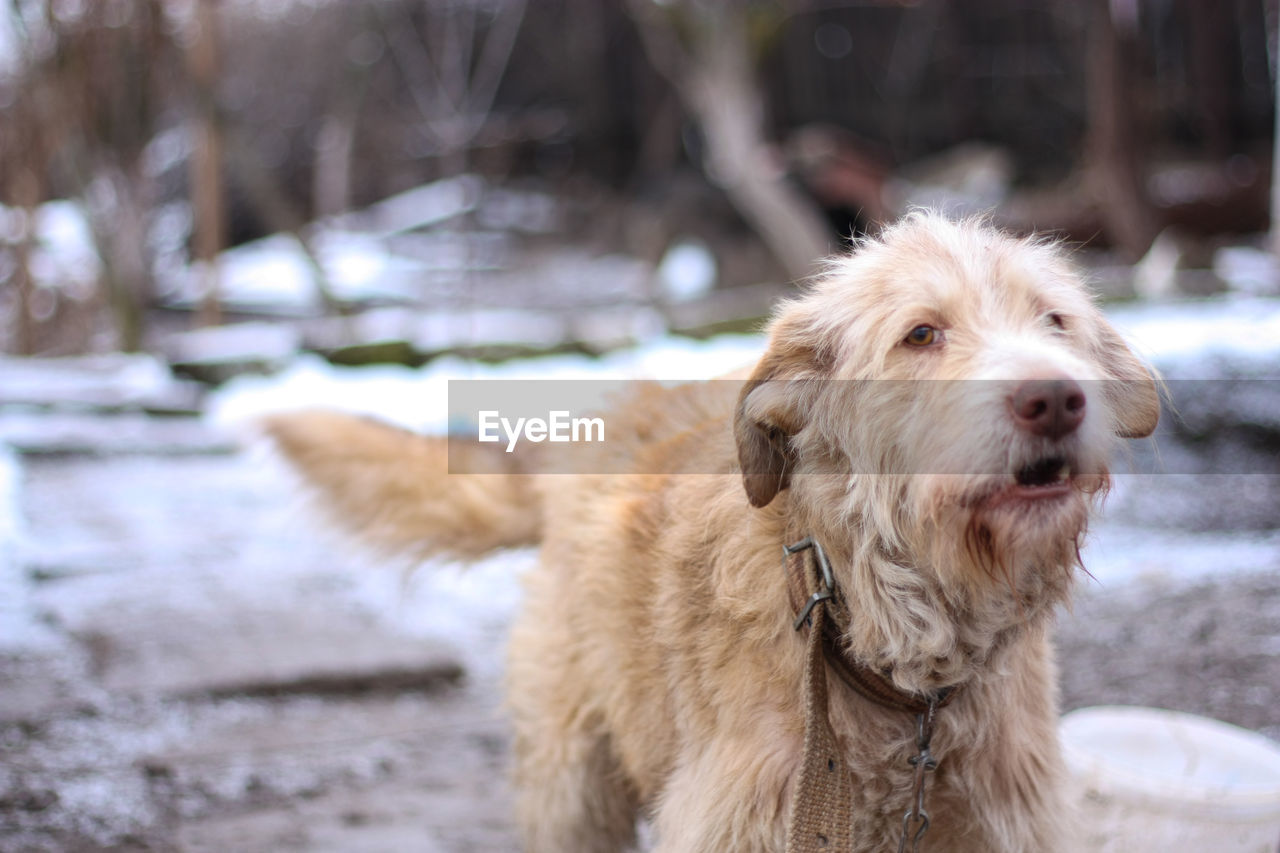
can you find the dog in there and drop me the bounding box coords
[265,213,1160,852]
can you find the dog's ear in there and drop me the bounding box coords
[734,331,826,508]
[1093,321,1161,438]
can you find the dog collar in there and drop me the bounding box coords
[782,536,957,715]
[782,535,955,853]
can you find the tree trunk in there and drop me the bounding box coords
[1272,0,1280,258]
[685,16,831,281]
[190,0,225,328]
[314,114,356,220]
[89,167,153,353]
[1084,0,1157,261]
[627,2,831,283]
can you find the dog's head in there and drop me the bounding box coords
[736,213,1158,583]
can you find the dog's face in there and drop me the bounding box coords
[736,214,1159,588]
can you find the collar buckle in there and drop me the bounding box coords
[784,536,836,631]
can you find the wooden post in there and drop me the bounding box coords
[1084,0,1157,262]
[1272,0,1280,259]
[189,0,225,328]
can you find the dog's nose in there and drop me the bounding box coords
[1010,378,1086,439]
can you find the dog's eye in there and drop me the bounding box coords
[1046,312,1067,331]
[904,325,938,347]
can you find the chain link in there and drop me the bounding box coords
[897,700,939,853]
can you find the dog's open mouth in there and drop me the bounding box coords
[1015,456,1071,489]
[968,454,1079,511]
[1002,455,1074,503]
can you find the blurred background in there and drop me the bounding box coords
[3,2,1280,851]
[2,0,1278,361]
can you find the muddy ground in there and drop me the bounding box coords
[5,573,1279,853]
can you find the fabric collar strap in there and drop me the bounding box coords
[783,537,957,715]
[782,536,957,853]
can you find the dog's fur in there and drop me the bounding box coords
[266,213,1159,852]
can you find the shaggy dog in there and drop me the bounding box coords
[266,213,1159,852]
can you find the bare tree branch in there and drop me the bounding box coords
[375,0,526,171]
[465,0,526,142]
[625,0,831,281]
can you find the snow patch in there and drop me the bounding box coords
[0,445,59,651]
[207,333,766,435]
[658,240,717,302]
[0,199,101,298]
[167,231,428,314]
[1215,246,1279,297]
[1106,297,1280,373]
[1083,522,1280,587]
[328,175,481,237]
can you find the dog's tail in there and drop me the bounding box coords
[263,410,542,561]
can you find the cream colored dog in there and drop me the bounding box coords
[267,213,1159,852]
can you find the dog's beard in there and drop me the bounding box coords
[780,449,1107,692]
[914,466,1106,605]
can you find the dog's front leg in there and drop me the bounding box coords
[648,738,798,853]
[511,720,641,853]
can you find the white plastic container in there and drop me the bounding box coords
[1060,706,1280,853]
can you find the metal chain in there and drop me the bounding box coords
[897,699,939,853]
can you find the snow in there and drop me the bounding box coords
[166,231,429,314]
[476,185,561,234]
[154,177,588,315]
[207,333,766,434]
[1107,296,1280,372]
[1214,246,1279,298]
[0,444,60,651]
[328,174,480,237]
[0,199,102,298]
[345,547,538,680]
[0,352,180,410]
[142,125,193,180]
[0,9,27,77]
[209,354,456,433]
[164,321,301,367]
[207,294,1280,436]
[657,240,717,302]
[1082,521,1280,586]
